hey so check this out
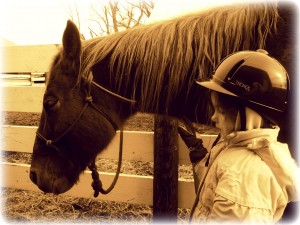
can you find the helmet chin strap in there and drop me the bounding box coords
[235,107,264,131]
[239,106,247,131]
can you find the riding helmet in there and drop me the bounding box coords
[197,49,289,124]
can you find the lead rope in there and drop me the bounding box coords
[83,72,125,196]
[88,129,123,197]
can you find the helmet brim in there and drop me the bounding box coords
[196,80,237,97]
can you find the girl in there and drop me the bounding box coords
[179,50,298,223]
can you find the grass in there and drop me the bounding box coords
[1,187,154,224]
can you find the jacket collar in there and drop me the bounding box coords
[223,127,279,149]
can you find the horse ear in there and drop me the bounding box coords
[62,20,81,60]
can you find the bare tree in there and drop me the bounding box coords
[67,3,86,40]
[67,0,155,39]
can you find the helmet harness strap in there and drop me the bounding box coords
[239,105,246,131]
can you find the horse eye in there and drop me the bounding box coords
[44,98,58,110]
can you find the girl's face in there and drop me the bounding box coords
[210,91,237,138]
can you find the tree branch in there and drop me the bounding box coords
[67,0,154,37]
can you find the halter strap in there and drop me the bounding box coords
[87,97,119,130]
[87,71,136,104]
[91,81,136,104]
[36,102,90,149]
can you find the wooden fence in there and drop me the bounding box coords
[0,45,217,210]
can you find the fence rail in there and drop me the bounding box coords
[1,125,216,164]
[1,124,216,209]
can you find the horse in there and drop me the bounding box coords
[30,1,297,202]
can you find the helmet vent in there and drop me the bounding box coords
[226,60,245,81]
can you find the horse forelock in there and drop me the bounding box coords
[80,2,279,113]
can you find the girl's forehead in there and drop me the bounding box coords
[211,92,229,110]
[210,92,219,104]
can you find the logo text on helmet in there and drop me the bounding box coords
[234,80,251,92]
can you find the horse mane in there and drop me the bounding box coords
[80,2,279,113]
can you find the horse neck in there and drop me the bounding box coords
[90,58,211,124]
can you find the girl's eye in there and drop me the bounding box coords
[217,109,225,114]
[213,106,224,115]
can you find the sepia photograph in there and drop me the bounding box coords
[0,0,299,224]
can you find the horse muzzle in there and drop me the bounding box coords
[29,167,74,194]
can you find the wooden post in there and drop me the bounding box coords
[153,115,179,223]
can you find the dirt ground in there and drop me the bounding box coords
[1,112,217,224]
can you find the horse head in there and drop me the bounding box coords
[29,20,134,194]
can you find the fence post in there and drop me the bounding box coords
[153,115,179,223]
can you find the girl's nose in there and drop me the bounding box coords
[211,112,217,123]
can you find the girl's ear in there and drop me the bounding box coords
[62,20,81,61]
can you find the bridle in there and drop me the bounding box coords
[36,72,136,197]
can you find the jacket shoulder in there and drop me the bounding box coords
[213,147,286,209]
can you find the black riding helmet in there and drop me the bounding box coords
[197,49,289,127]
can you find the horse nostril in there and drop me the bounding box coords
[30,171,38,184]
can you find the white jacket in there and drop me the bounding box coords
[191,127,298,223]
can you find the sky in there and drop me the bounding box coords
[0,0,91,45]
[0,0,271,46]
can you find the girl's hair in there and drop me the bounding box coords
[212,91,241,112]
[211,91,274,128]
